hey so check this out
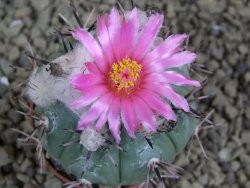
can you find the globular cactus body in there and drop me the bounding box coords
[36,81,196,186]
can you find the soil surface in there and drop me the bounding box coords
[0,0,249,188]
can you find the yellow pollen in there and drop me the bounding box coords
[109,57,142,90]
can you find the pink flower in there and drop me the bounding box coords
[70,8,200,143]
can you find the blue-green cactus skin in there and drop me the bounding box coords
[38,96,196,185]
[36,65,197,186]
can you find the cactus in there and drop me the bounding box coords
[26,5,202,187]
[34,87,196,186]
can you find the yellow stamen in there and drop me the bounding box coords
[109,57,142,91]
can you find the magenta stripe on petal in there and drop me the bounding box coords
[161,71,200,86]
[108,8,122,61]
[132,14,164,61]
[70,95,96,109]
[95,93,113,131]
[132,96,156,132]
[108,8,121,38]
[120,8,139,58]
[96,16,115,65]
[77,93,112,129]
[95,109,109,131]
[77,118,91,130]
[138,89,176,121]
[144,34,187,64]
[143,83,190,112]
[108,97,121,143]
[141,62,162,76]
[70,86,108,109]
[78,108,102,129]
[143,72,165,83]
[120,98,136,138]
[158,51,196,69]
[144,70,200,87]
[70,74,104,90]
[85,62,101,74]
[71,28,107,71]
[77,83,108,94]
[163,85,190,112]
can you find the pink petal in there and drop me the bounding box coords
[70,86,108,109]
[163,85,190,112]
[132,14,164,61]
[71,28,107,71]
[143,83,190,112]
[160,71,200,86]
[70,95,96,109]
[144,71,200,87]
[120,8,139,58]
[144,34,187,64]
[96,16,115,65]
[141,62,161,75]
[108,8,121,39]
[78,113,97,129]
[108,97,121,143]
[108,8,122,61]
[95,109,109,131]
[157,51,196,69]
[70,74,104,90]
[132,96,156,132]
[143,73,174,86]
[77,93,112,129]
[85,62,101,74]
[120,98,136,138]
[77,83,108,93]
[138,89,176,121]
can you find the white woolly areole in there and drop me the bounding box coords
[52,43,91,75]
[80,127,106,151]
[27,43,91,107]
[27,66,57,107]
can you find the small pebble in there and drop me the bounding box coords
[225,104,238,120]
[0,147,11,166]
[219,148,232,162]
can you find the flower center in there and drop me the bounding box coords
[109,57,142,91]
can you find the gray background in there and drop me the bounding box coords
[0,0,249,187]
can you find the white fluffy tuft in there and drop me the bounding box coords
[80,126,106,151]
[27,67,57,107]
[52,43,91,75]
[27,43,91,107]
